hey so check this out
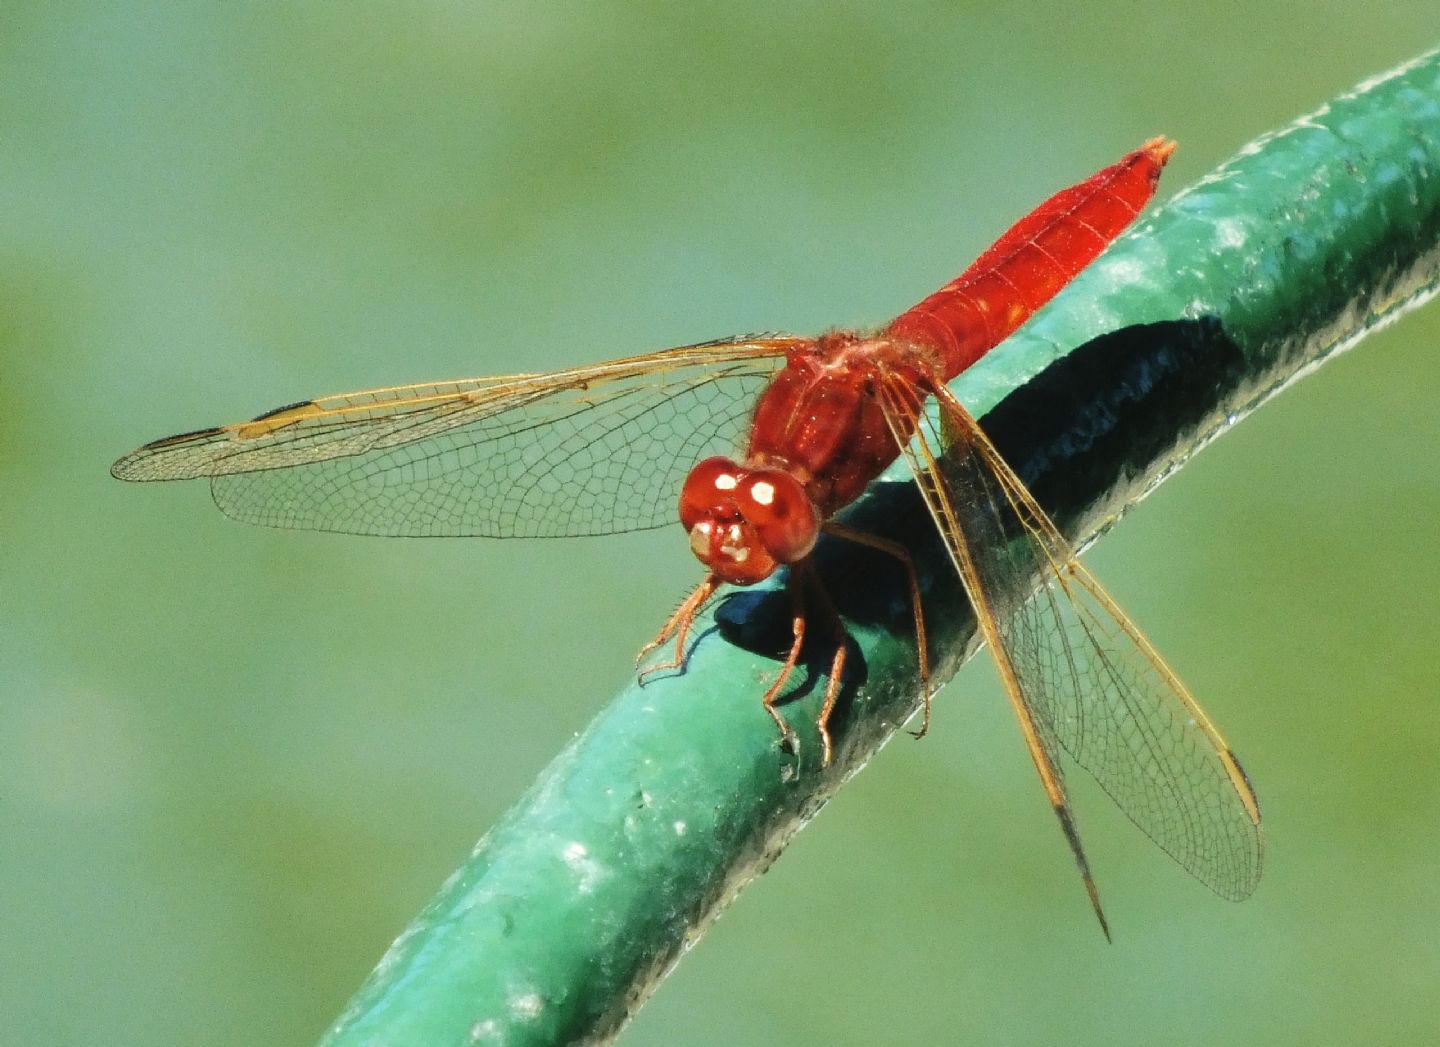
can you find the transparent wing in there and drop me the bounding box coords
[876,373,1262,902]
[111,337,800,537]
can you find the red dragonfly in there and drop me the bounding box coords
[113,139,1262,934]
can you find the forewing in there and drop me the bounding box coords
[111,338,797,537]
[878,375,1262,900]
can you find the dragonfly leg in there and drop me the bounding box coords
[822,521,933,739]
[787,560,852,768]
[759,578,808,759]
[636,574,719,682]
[812,624,847,769]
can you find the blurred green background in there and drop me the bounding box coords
[4,3,1439,1045]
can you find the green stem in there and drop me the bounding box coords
[319,48,1440,1047]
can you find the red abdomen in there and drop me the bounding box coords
[886,138,1174,379]
[742,139,1174,527]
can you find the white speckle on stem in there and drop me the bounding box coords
[562,840,606,893]
[469,1018,501,1042]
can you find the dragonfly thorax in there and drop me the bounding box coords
[678,456,821,585]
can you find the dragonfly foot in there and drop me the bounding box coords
[818,722,834,768]
[635,650,685,686]
[906,689,933,740]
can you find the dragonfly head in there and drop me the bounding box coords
[679,456,820,586]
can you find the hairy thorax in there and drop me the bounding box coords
[744,331,941,518]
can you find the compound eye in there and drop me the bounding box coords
[738,468,819,564]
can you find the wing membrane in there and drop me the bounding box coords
[877,374,1262,901]
[111,337,798,537]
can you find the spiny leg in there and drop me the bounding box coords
[814,644,847,768]
[822,520,934,739]
[759,575,808,757]
[636,574,719,682]
[796,561,850,768]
